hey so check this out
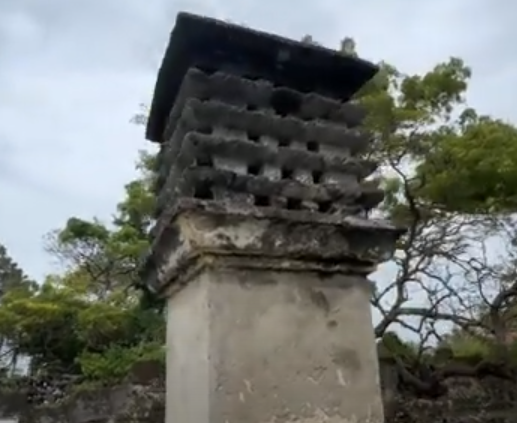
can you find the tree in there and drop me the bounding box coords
[0,244,35,373]
[0,272,164,379]
[342,40,517,395]
[44,150,159,308]
[0,153,163,381]
[0,244,35,297]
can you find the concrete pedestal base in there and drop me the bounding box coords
[166,266,383,423]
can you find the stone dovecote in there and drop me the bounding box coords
[143,13,406,423]
[142,12,404,294]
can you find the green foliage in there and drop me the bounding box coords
[0,280,86,370]
[448,335,492,364]
[78,342,164,382]
[59,218,110,244]
[417,113,517,213]
[0,274,164,376]
[380,329,517,371]
[0,247,37,373]
[0,151,163,380]
[352,52,517,217]
[0,244,36,295]
[379,332,419,361]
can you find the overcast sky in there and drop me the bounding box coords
[0,0,515,283]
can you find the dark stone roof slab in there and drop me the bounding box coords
[146,12,378,142]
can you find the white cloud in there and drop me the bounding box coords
[1,0,516,288]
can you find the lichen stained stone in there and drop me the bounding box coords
[149,71,384,237]
[153,70,374,193]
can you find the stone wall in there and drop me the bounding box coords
[1,360,516,423]
[378,360,517,423]
[0,361,165,423]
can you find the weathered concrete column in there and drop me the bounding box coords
[142,13,404,423]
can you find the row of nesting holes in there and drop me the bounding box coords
[193,155,332,213]
[255,196,332,213]
[235,98,336,121]
[197,127,321,184]
[196,155,324,185]
[194,182,333,213]
[200,68,338,120]
[197,125,320,153]
[244,96,337,121]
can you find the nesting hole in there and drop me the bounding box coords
[248,132,260,143]
[278,137,290,147]
[270,89,302,117]
[281,168,294,179]
[247,163,262,176]
[193,183,214,200]
[286,198,303,210]
[241,73,261,81]
[307,141,319,152]
[321,111,333,121]
[200,65,216,75]
[317,201,332,213]
[312,171,323,184]
[196,156,214,167]
[198,126,213,135]
[254,196,271,207]
[246,103,258,111]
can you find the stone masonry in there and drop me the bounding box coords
[141,12,405,423]
[3,361,517,423]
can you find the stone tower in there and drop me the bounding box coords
[142,12,404,423]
